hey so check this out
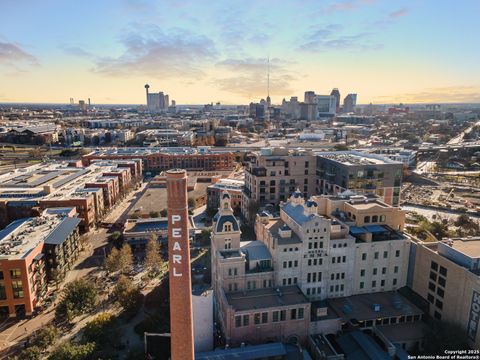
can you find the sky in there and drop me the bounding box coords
[0,0,479,105]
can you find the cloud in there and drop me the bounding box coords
[0,41,38,70]
[93,25,217,79]
[212,57,295,99]
[376,86,480,104]
[298,24,382,52]
[60,45,93,58]
[326,0,376,13]
[389,7,409,19]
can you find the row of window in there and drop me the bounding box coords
[234,307,305,327]
[308,242,324,250]
[282,277,298,285]
[307,258,323,266]
[0,269,22,280]
[360,266,399,277]
[283,260,299,268]
[359,278,398,289]
[329,284,345,293]
[330,272,345,281]
[307,272,323,283]
[332,256,347,264]
[361,250,401,261]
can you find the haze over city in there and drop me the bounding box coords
[1,0,480,105]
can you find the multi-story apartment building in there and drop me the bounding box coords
[0,212,80,317]
[243,148,317,220]
[315,151,403,206]
[410,237,480,349]
[82,147,235,173]
[0,160,142,232]
[242,148,403,221]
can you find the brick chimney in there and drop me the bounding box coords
[167,169,195,360]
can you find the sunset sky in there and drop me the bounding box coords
[1,0,479,105]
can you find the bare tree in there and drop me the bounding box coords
[144,234,163,276]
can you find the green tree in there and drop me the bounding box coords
[149,211,159,218]
[55,279,97,322]
[188,197,196,209]
[104,247,121,274]
[160,208,168,217]
[31,325,58,350]
[114,275,143,314]
[144,235,163,275]
[17,346,42,360]
[48,342,96,360]
[83,312,117,345]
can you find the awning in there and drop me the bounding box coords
[364,225,387,233]
[349,226,367,235]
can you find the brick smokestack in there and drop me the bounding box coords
[167,169,195,360]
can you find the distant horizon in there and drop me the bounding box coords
[1,1,479,104]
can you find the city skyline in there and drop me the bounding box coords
[1,0,479,105]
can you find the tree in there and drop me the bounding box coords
[55,279,97,322]
[104,247,121,274]
[119,243,133,274]
[109,231,123,247]
[149,211,159,218]
[144,235,163,276]
[48,342,96,360]
[114,275,143,314]
[31,325,58,350]
[83,312,117,346]
[17,346,42,360]
[188,197,196,209]
[197,229,212,246]
[160,208,168,217]
[333,143,349,151]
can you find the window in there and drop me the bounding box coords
[235,316,242,327]
[437,288,445,298]
[381,280,385,287]
[362,253,367,261]
[427,293,434,303]
[382,267,386,275]
[383,251,388,259]
[393,278,397,286]
[0,271,3,280]
[364,216,371,223]
[372,281,376,288]
[283,262,287,268]
[439,266,447,277]
[360,269,365,277]
[395,250,400,257]
[228,269,232,276]
[291,309,297,320]
[342,256,346,263]
[272,311,279,322]
[429,272,437,281]
[394,266,399,274]
[438,277,446,287]
[225,238,231,249]
[436,300,443,310]
[280,310,286,321]
[298,308,304,319]
[428,282,436,292]
[434,311,442,320]
[262,312,268,324]
[431,261,438,271]
[10,269,21,279]
[360,282,364,289]
[374,252,379,259]
[373,268,377,275]
[254,313,260,325]
[12,280,23,298]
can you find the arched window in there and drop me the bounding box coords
[364,216,371,223]
[372,215,378,222]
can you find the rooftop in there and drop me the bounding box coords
[328,291,423,322]
[316,151,402,166]
[225,285,309,311]
[0,215,67,259]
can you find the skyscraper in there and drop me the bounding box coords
[343,93,357,113]
[304,91,316,104]
[330,88,341,113]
